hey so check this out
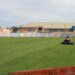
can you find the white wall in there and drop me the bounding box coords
[0,32,75,37]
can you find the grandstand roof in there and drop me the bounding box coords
[22,22,75,29]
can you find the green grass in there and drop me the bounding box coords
[0,37,75,75]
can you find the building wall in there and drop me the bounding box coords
[0,28,11,34]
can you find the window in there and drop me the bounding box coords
[38,27,42,31]
[28,29,33,32]
[69,29,73,32]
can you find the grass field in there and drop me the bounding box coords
[0,37,75,75]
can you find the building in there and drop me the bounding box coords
[0,28,11,34]
[18,22,75,34]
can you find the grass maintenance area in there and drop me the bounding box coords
[0,37,75,75]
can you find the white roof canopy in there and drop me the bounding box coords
[22,22,75,29]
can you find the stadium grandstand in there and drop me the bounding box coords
[18,22,75,34]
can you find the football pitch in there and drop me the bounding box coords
[0,37,75,75]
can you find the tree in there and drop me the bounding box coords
[11,26,19,32]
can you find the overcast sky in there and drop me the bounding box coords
[0,0,75,27]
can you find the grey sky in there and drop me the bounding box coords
[0,0,75,27]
